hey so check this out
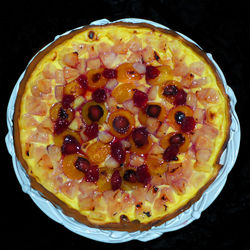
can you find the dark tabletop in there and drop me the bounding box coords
[2,0,249,249]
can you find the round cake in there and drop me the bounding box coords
[13,22,230,232]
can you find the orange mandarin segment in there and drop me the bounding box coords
[63,80,85,97]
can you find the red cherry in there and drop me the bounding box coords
[145,65,160,81]
[77,74,88,89]
[62,94,75,109]
[111,170,122,191]
[92,88,107,103]
[132,127,149,147]
[85,165,99,182]
[136,164,151,185]
[174,89,187,105]
[181,116,196,132]
[61,135,81,155]
[111,141,125,164]
[74,157,90,172]
[133,89,148,108]
[102,68,117,79]
[84,123,99,139]
[163,144,179,162]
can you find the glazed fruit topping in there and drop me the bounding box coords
[132,127,149,147]
[92,88,107,103]
[163,144,179,162]
[136,164,151,185]
[175,111,186,124]
[123,169,137,183]
[62,94,75,109]
[163,85,178,97]
[112,116,130,134]
[169,133,185,146]
[111,141,126,164]
[88,105,104,122]
[74,157,90,172]
[84,122,99,139]
[102,68,117,79]
[76,74,88,89]
[181,116,196,132]
[111,170,122,190]
[146,104,162,118]
[133,89,148,108]
[145,65,160,81]
[61,135,81,155]
[85,165,99,182]
[174,89,187,105]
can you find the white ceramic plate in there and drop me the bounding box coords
[5,18,240,243]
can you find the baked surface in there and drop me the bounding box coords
[14,22,230,231]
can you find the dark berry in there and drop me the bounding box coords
[85,165,99,182]
[133,89,148,108]
[181,116,196,132]
[75,157,90,172]
[163,85,178,97]
[88,105,104,122]
[111,141,125,164]
[146,104,161,118]
[123,169,137,183]
[54,118,69,134]
[102,68,117,79]
[132,127,149,147]
[163,144,179,162]
[84,123,99,139]
[58,107,69,120]
[61,135,81,155]
[111,170,122,191]
[62,95,75,109]
[92,88,107,103]
[145,65,160,81]
[175,111,186,124]
[169,133,185,146]
[174,89,187,105]
[112,116,130,134]
[77,74,88,89]
[136,164,151,185]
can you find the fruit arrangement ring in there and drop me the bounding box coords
[13,21,231,232]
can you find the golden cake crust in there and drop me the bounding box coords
[13,22,231,232]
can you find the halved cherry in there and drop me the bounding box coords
[160,132,190,153]
[159,80,182,104]
[62,153,86,180]
[111,82,136,104]
[146,65,173,85]
[63,80,86,97]
[108,109,135,138]
[117,63,142,83]
[81,101,107,125]
[61,135,81,155]
[54,128,81,147]
[129,134,153,155]
[50,102,75,134]
[167,105,194,131]
[86,68,107,89]
[138,102,167,125]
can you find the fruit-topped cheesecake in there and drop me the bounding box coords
[14,22,230,232]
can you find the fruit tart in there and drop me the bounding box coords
[14,22,231,232]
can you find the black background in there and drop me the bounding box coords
[2,0,249,249]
